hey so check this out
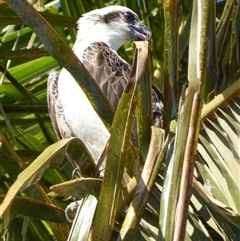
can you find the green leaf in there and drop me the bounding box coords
[50,178,102,200]
[0,137,78,218]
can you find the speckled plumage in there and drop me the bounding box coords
[47,6,163,162]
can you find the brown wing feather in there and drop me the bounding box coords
[47,72,74,139]
[152,84,164,128]
[82,42,164,127]
[82,42,131,110]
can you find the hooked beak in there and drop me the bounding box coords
[129,22,152,41]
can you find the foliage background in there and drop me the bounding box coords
[0,0,239,240]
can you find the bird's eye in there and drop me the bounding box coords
[124,12,135,22]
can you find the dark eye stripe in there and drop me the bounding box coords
[102,12,121,23]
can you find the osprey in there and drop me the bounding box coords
[47,6,163,164]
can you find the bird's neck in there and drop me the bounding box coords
[73,21,128,57]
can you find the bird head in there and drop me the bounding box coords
[74,6,152,52]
